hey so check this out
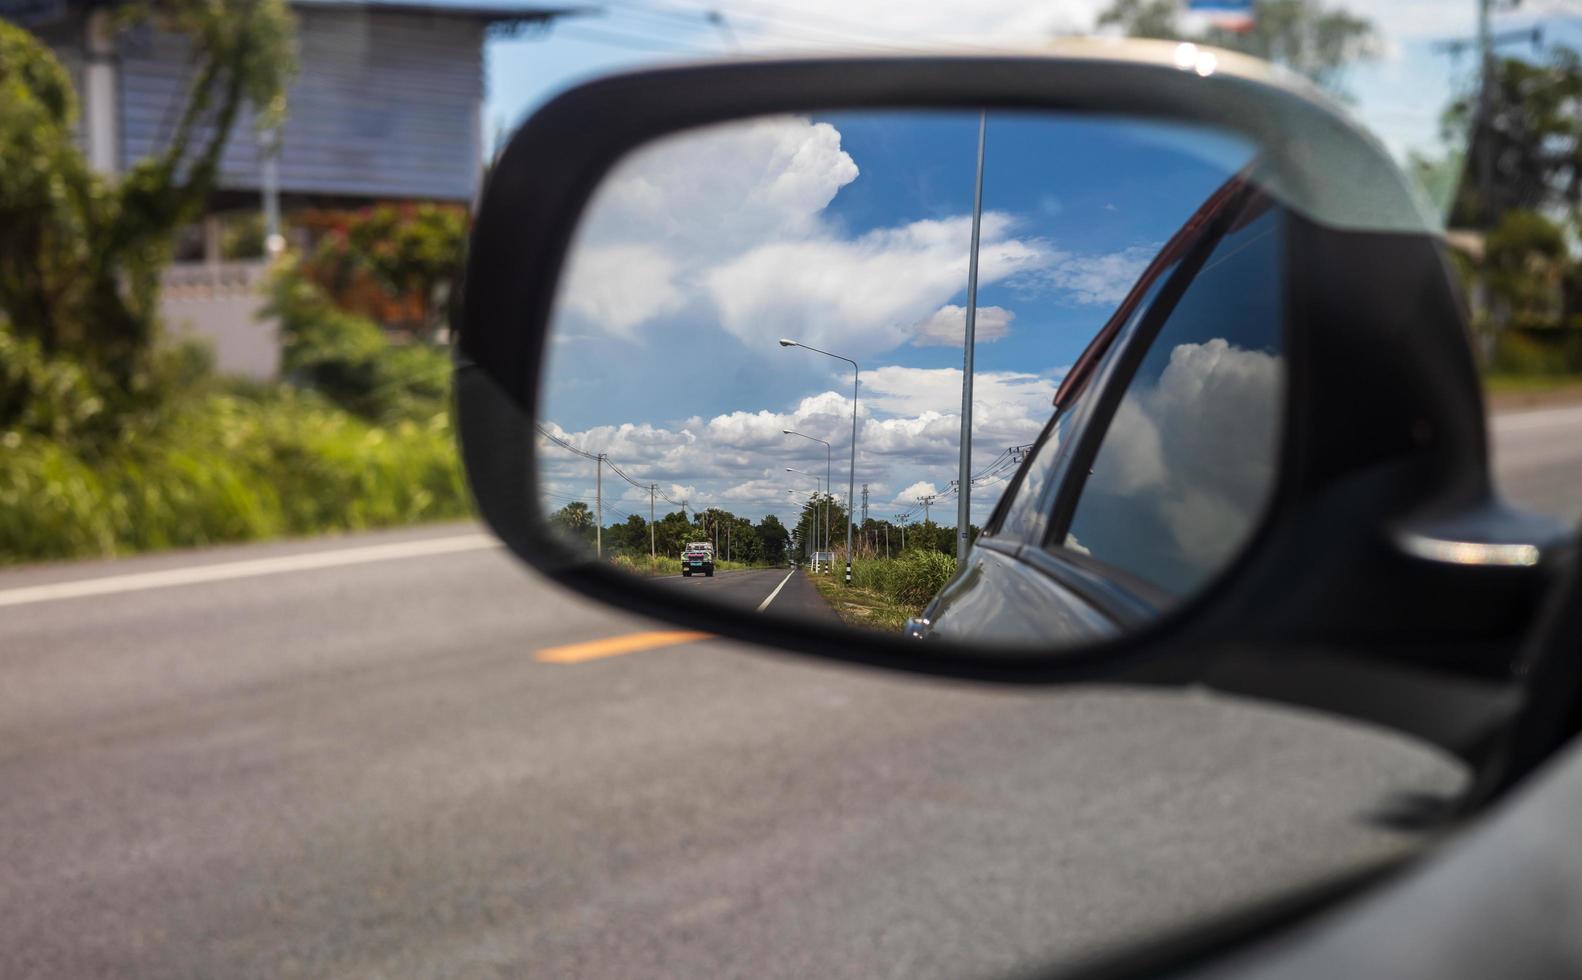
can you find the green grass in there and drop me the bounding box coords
[608,554,769,577]
[805,551,957,633]
[808,572,914,632]
[0,388,470,565]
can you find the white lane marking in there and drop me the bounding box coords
[755,569,797,613]
[0,534,499,609]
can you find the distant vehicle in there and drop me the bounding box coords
[681,542,714,577]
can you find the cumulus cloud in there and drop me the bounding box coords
[555,114,1147,354]
[1009,244,1159,308]
[911,304,1014,346]
[537,366,1059,524]
[701,211,1047,356]
[1067,338,1281,594]
[558,244,684,337]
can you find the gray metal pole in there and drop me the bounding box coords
[957,111,987,561]
[846,367,857,585]
[776,340,859,584]
[824,443,831,555]
[595,454,604,558]
[649,484,656,560]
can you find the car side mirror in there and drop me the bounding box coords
[456,41,1575,776]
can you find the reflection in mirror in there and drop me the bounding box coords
[536,109,1286,650]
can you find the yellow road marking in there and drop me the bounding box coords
[534,630,713,664]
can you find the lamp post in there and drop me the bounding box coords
[786,488,817,565]
[783,429,832,555]
[780,339,859,586]
[787,469,823,572]
[957,110,987,561]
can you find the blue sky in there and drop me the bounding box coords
[485,1,1582,532]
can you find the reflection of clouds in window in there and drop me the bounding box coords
[1068,338,1280,591]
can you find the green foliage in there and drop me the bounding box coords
[849,550,958,608]
[1097,0,1378,94]
[1484,210,1569,330]
[267,259,451,423]
[1445,46,1582,229]
[0,5,297,406]
[0,388,467,564]
[0,330,106,444]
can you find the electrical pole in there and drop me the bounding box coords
[595,454,605,558]
[919,494,935,528]
[649,484,656,560]
[956,110,987,562]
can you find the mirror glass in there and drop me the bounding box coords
[536,109,1286,649]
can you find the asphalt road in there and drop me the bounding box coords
[652,566,842,623]
[1489,403,1582,524]
[0,408,1574,980]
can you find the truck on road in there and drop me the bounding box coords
[681,542,715,577]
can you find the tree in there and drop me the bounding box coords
[1445,46,1582,230]
[607,512,649,555]
[653,510,694,558]
[1484,210,1568,329]
[550,501,596,545]
[1097,0,1378,94]
[755,515,789,565]
[0,3,297,412]
[298,203,468,337]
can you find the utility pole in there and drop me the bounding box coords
[861,483,869,526]
[595,454,605,558]
[649,484,656,560]
[919,494,935,528]
[956,110,987,562]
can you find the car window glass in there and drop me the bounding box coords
[996,262,1179,544]
[1060,205,1284,596]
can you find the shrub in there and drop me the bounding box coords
[0,387,469,564]
[266,258,450,423]
[845,550,957,610]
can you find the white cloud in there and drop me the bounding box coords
[1010,243,1158,307]
[537,365,1060,526]
[557,244,684,337]
[1072,338,1281,590]
[578,115,859,252]
[702,212,1048,357]
[911,304,1015,346]
[556,115,1142,354]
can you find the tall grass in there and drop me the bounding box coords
[0,388,468,564]
[608,554,768,577]
[849,550,957,607]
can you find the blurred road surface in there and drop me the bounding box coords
[0,407,1573,980]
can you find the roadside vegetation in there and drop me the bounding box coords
[0,9,473,564]
[808,551,957,632]
[610,555,770,577]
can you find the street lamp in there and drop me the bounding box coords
[957,111,987,562]
[787,468,823,572]
[786,487,817,565]
[780,338,859,586]
[783,429,832,555]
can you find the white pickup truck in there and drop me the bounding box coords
[681,542,715,577]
